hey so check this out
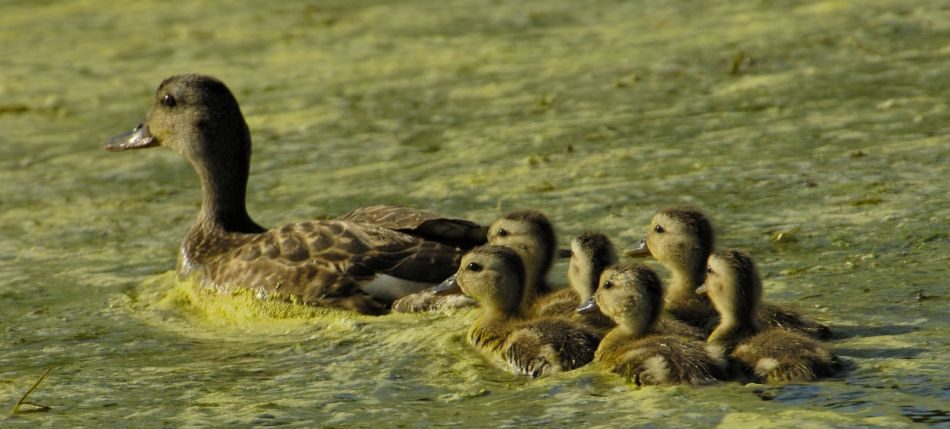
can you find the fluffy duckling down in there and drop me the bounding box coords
[393,209,560,313]
[436,245,599,378]
[630,207,831,339]
[532,232,617,333]
[700,250,840,384]
[579,262,725,386]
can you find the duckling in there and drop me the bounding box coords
[699,250,839,383]
[105,74,472,314]
[392,209,559,313]
[628,207,831,338]
[435,246,599,378]
[577,262,724,385]
[486,210,558,309]
[532,232,616,332]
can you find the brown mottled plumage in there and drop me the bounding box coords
[106,74,468,314]
[582,262,724,385]
[635,207,830,338]
[533,232,617,333]
[702,250,839,383]
[337,204,488,249]
[452,246,599,378]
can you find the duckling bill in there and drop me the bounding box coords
[106,74,475,314]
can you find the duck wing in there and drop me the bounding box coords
[202,220,463,314]
[337,205,487,249]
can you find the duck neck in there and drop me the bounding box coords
[191,151,262,234]
[708,313,760,348]
[179,131,265,272]
[518,244,551,307]
[619,309,658,338]
[667,256,707,306]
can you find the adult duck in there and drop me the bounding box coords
[106,74,472,314]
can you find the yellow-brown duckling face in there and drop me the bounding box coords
[645,208,715,270]
[593,262,664,330]
[487,211,556,263]
[107,74,250,167]
[568,232,617,300]
[455,246,525,314]
[700,250,761,322]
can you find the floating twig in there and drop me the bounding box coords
[10,366,53,415]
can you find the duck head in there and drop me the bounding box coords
[107,74,250,163]
[106,75,259,232]
[698,249,762,330]
[580,262,663,336]
[567,232,618,301]
[452,245,526,315]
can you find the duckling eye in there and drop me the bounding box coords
[603,280,613,290]
[466,262,483,272]
[162,94,177,108]
[496,228,508,237]
[706,265,714,275]
[654,224,665,233]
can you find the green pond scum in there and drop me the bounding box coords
[1,0,947,427]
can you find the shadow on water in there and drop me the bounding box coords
[754,384,950,427]
[899,406,950,428]
[833,347,927,359]
[829,325,920,339]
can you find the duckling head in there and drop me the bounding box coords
[454,245,526,315]
[591,262,664,335]
[487,210,556,286]
[643,207,714,276]
[699,249,762,328]
[568,232,618,301]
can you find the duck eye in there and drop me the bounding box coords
[654,224,665,233]
[466,262,482,272]
[603,280,612,290]
[162,94,176,108]
[706,265,713,274]
[496,228,508,237]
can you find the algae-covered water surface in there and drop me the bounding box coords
[1,0,948,427]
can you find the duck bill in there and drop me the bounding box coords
[576,297,599,314]
[695,284,708,295]
[623,239,650,258]
[431,274,462,296]
[105,123,157,152]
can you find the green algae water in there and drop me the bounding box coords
[1,0,948,427]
